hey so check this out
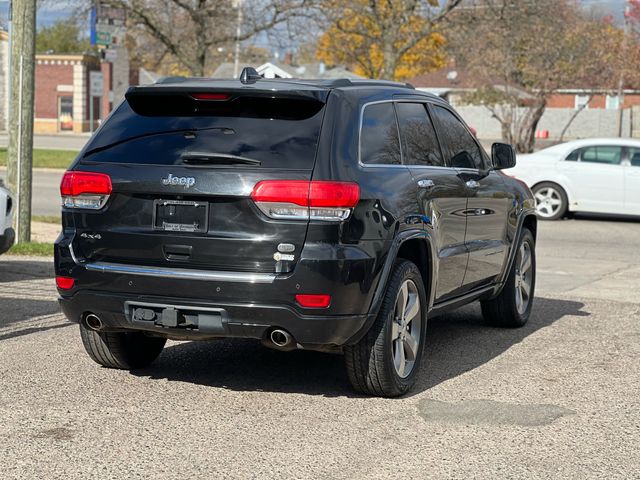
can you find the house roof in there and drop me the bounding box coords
[211,61,363,80]
[410,65,640,93]
[409,67,479,90]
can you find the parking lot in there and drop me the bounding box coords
[1,217,639,479]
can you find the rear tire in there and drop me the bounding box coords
[79,324,166,369]
[344,259,427,397]
[481,228,536,328]
[532,182,568,221]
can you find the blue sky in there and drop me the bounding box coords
[0,0,629,31]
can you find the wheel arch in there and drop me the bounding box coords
[522,213,538,241]
[495,209,537,293]
[396,237,432,304]
[346,229,436,345]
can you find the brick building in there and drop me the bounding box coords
[34,54,102,134]
[409,66,640,111]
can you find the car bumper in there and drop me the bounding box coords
[59,290,369,347]
[0,227,15,254]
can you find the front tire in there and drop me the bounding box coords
[344,259,427,397]
[80,324,166,369]
[481,228,536,328]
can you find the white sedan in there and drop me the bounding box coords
[0,179,15,254]
[505,138,640,220]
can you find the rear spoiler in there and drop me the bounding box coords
[126,84,330,103]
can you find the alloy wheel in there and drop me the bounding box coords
[534,187,563,218]
[514,241,533,315]
[391,279,422,378]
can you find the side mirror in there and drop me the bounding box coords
[491,143,516,170]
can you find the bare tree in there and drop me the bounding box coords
[108,0,311,76]
[446,0,639,152]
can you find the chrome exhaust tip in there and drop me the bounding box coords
[270,329,292,348]
[84,313,103,331]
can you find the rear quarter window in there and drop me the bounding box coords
[360,103,401,165]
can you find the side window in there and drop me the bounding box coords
[581,146,622,165]
[395,103,443,167]
[431,105,483,169]
[360,103,401,165]
[565,149,580,161]
[628,147,640,167]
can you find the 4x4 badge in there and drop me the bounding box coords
[162,173,196,188]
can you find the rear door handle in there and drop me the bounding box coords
[417,179,435,189]
[466,180,480,189]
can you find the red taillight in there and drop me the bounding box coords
[251,180,310,206]
[190,92,231,101]
[250,180,360,221]
[295,294,331,308]
[56,276,75,290]
[309,182,360,207]
[60,171,112,210]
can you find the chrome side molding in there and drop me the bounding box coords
[83,261,277,284]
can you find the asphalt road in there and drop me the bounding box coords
[0,169,63,217]
[1,218,639,479]
[0,134,83,217]
[0,134,89,151]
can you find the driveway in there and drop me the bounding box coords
[0,218,639,479]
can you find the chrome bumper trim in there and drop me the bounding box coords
[83,261,277,284]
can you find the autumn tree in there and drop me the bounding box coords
[316,0,462,81]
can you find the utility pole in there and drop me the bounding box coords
[6,0,37,244]
[232,0,243,78]
[618,0,631,137]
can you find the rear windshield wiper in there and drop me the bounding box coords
[181,152,261,166]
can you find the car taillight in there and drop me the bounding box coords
[251,180,360,221]
[60,171,112,210]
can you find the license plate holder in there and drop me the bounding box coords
[153,200,209,233]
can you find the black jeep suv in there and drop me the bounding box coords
[55,72,537,397]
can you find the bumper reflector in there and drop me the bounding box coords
[56,276,75,290]
[295,294,331,308]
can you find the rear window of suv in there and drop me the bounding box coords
[81,94,326,170]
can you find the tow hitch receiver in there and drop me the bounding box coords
[126,302,226,333]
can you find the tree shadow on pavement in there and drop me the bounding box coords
[0,259,54,283]
[0,259,66,340]
[134,296,589,398]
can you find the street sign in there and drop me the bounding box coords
[103,49,118,61]
[90,71,104,97]
[96,31,112,46]
[96,3,126,26]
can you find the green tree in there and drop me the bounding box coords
[36,19,90,54]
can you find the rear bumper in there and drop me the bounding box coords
[0,227,15,255]
[59,290,369,347]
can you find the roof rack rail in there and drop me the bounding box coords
[347,79,415,89]
[155,76,188,84]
